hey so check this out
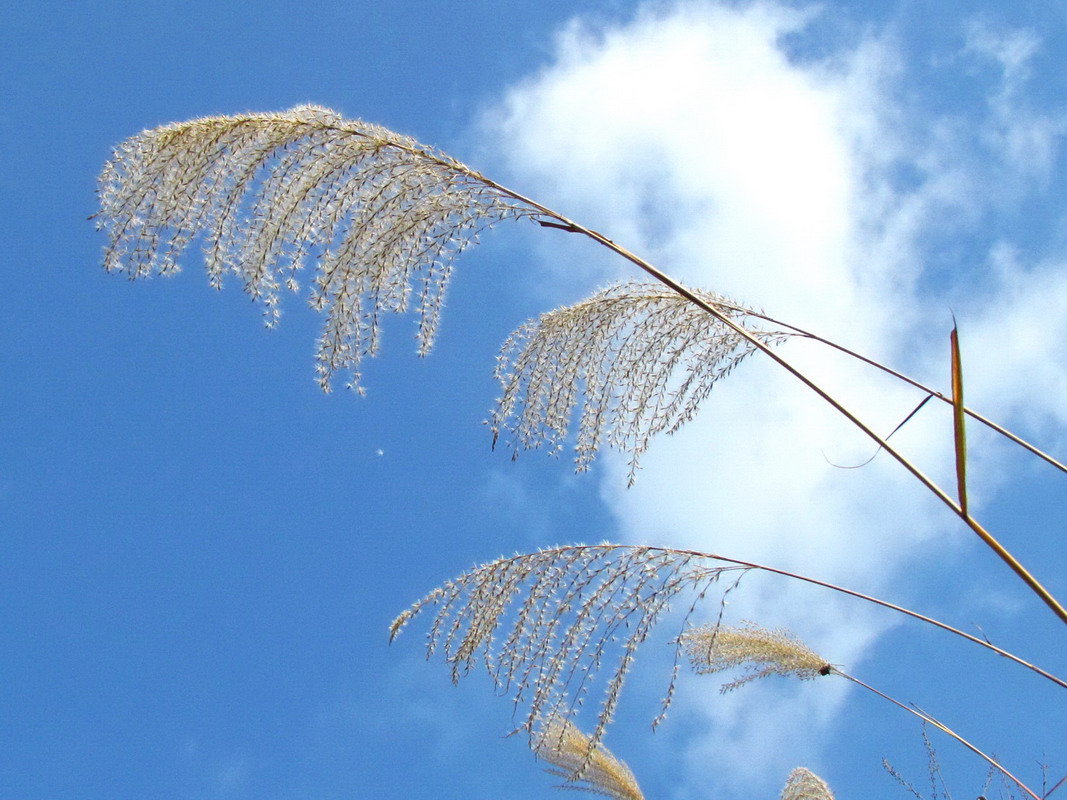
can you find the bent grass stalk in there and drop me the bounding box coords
[392,546,1067,695]
[391,543,1066,750]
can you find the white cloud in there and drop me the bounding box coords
[963,20,1064,185]
[963,243,1067,443]
[482,1,1066,796]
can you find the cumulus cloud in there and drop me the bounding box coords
[482,1,1066,796]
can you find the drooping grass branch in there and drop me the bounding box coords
[489,281,790,482]
[390,544,1065,758]
[96,106,1066,622]
[96,105,534,392]
[390,545,725,755]
[392,544,1052,796]
[95,105,1064,475]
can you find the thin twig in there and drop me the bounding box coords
[836,670,1041,800]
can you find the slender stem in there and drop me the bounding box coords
[835,670,1041,800]
[677,548,1067,690]
[718,304,1067,476]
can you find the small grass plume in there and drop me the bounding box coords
[680,622,831,692]
[533,717,645,800]
[781,767,836,800]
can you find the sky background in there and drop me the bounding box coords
[2,1,1066,799]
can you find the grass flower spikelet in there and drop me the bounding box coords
[780,767,836,800]
[490,281,787,483]
[680,622,830,692]
[533,717,645,800]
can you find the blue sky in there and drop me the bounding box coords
[2,2,1066,799]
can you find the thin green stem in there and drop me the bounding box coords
[835,670,1041,800]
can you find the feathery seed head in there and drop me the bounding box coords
[533,717,645,800]
[97,105,532,391]
[780,767,836,800]
[390,544,728,750]
[488,281,788,483]
[680,622,830,692]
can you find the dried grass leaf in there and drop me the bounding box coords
[950,322,968,516]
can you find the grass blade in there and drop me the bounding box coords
[951,320,968,517]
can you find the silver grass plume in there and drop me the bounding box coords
[680,622,830,692]
[390,544,731,753]
[489,281,788,483]
[780,767,836,800]
[533,717,645,800]
[96,105,532,392]
[98,108,786,472]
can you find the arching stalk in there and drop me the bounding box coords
[475,178,1067,624]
